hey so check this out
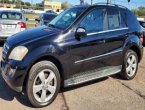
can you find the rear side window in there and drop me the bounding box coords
[107,9,126,30]
[0,12,22,20]
[79,8,105,33]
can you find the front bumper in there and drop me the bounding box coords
[1,60,27,92]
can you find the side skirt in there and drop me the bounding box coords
[64,65,122,87]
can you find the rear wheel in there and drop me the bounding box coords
[26,61,60,107]
[120,49,138,80]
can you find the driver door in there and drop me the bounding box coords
[66,8,108,77]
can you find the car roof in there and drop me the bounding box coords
[73,3,128,10]
[0,10,22,14]
[43,13,57,16]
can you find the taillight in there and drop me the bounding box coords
[18,22,26,29]
[140,34,144,44]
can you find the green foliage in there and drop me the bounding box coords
[61,1,71,10]
[132,7,145,17]
[25,2,31,6]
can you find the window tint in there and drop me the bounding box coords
[49,8,86,30]
[107,9,126,30]
[0,12,22,20]
[80,8,105,33]
[107,9,120,29]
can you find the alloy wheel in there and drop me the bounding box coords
[126,54,137,77]
[33,69,57,103]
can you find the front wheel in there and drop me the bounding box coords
[26,61,60,107]
[120,49,138,80]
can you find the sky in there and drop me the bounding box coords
[23,0,145,9]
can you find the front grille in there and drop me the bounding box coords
[2,43,10,60]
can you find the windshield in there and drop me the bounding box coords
[0,11,22,20]
[139,21,145,28]
[49,7,86,30]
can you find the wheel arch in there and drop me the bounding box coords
[128,45,142,62]
[23,55,64,89]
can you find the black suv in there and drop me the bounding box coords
[1,4,144,107]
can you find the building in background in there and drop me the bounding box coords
[0,3,16,8]
[44,0,61,12]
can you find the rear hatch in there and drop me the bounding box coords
[0,20,22,37]
[0,11,25,38]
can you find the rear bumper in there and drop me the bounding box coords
[1,60,27,92]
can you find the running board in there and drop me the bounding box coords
[64,66,122,87]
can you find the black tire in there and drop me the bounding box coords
[120,49,138,80]
[26,61,60,108]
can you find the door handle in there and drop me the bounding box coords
[99,39,106,43]
[102,39,106,43]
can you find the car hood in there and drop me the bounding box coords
[7,26,61,47]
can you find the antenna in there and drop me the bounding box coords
[107,0,111,4]
[91,0,93,5]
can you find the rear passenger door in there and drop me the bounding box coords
[100,7,128,67]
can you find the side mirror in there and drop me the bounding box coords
[76,27,87,39]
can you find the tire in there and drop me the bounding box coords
[26,61,60,107]
[120,49,138,80]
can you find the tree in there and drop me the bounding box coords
[25,2,31,6]
[138,7,145,16]
[132,6,145,16]
[61,1,71,10]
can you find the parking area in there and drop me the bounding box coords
[0,45,145,110]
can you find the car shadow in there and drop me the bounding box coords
[0,70,109,108]
[0,73,33,108]
[110,72,125,80]
[61,77,108,92]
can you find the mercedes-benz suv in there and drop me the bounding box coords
[1,4,143,107]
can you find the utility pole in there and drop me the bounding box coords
[91,0,93,5]
[19,0,22,9]
[80,0,84,5]
[31,0,33,9]
[107,0,111,4]
[2,0,4,6]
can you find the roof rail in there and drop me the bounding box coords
[94,2,128,9]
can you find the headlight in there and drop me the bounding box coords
[9,46,28,61]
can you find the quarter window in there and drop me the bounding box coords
[79,8,105,33]
[107,9,126,30]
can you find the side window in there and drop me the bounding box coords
[107,9,126,30]
[120,11,127,28]
[79,8,105,33]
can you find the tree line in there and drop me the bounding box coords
[132,7,145,17]
[0,0,71,10]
